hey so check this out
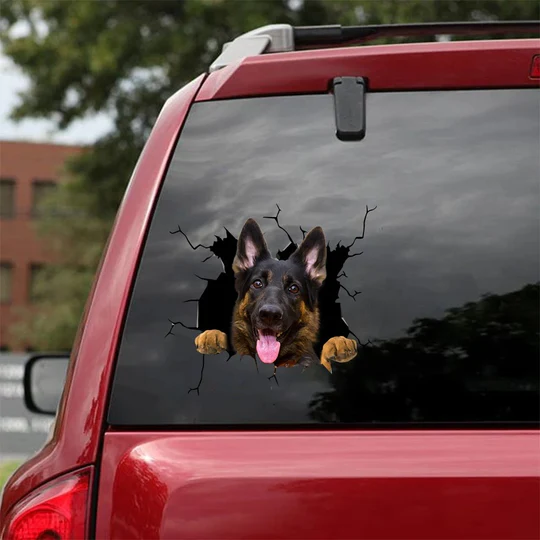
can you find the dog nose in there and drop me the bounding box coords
[259,305,283,325]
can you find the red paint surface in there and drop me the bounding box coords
[0,74,206,518]
[95,431,540,539]
[197,39,540,101]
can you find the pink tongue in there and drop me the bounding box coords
[256,332,281,364]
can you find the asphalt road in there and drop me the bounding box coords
[0,353,56,462]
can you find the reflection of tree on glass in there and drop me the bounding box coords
[167,204,377,391]
[310,283,540,424]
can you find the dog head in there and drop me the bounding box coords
[232,218,326,364]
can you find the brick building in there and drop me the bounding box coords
[0,140,83,351]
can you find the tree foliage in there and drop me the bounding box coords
[1,0,537,349]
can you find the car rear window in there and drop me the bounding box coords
[108,89,539,427]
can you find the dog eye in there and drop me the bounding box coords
[252,279,264,289]
[288,284,300,294]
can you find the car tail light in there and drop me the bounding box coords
[2,468,90,540]
[530,55,540,78]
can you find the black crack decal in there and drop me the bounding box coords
[167,204,376,393]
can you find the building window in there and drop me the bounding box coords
[29,264,46,303]
[0,263,14,304]
[0,178,16,219]
[32,180,57,218]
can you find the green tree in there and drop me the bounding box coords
[1,0,537,349]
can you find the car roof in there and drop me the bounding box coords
[197,38,540,101]
[209,21,540,72]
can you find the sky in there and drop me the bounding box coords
[0,51,112,145]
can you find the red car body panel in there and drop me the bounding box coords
[95,430,540,539]
[2,36,539,538]
[197,39,540,101]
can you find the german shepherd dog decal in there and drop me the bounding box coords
[195,218,358,373]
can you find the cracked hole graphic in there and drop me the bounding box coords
[167,204,376,393]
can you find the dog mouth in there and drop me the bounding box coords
[255,328,286,364]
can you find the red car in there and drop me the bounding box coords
[2,21,539,540]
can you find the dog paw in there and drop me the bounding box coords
[195,330,228,354]
[320,336,358,373]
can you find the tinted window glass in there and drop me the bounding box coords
[31,180,57,218]
[0,179,16,219]
[109,90,539,426]
[0,262,14,304]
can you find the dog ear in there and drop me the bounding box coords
[233,218,271,274]
[292,226,327,285]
